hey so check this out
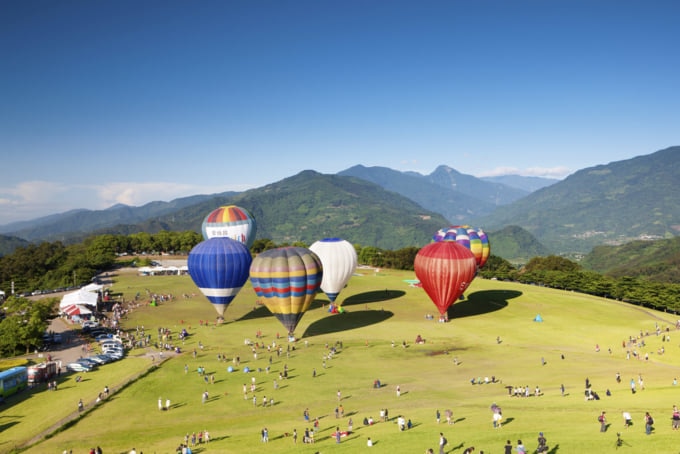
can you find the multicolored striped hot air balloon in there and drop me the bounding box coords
[188,237,252,319]
[433,225,490,268]
[249,247,323,338]
[414,241,477,317]
[201,205,257,248]
[309,238,357,305]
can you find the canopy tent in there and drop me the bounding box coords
[60,289,99,308]
[534,314,544,322]
[138,265,188,276]
[81,283,103,292]
[61,304,92,316]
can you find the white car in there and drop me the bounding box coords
[103,346,124,356]
[67,362,95,372]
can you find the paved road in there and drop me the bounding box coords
[38,317,91,368]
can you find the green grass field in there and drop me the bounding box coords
[4,266,680,454]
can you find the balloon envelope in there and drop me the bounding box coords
[414,241,478,316]
[188,237,252,318]
[433,225,490,268]
[250,247,323,336]
[309,238,357,304]
[201,205,257,248]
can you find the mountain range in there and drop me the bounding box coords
[0,146,678,260]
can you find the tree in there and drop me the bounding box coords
[0,296,56,356]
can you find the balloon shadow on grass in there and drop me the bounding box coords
[446,290,521,319]
[302,310,394,338]
[235,304,273,322]
[341,290,406,307]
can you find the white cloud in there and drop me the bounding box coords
[0,180,256,226]
[477,166,572,179]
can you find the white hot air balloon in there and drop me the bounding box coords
[309,238,358,306]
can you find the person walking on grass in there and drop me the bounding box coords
[439,432,448,454]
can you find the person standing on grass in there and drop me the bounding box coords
[439,432,448,454]
[515,439,526,454]
[644,412,654,435]
[504,440,512,454]
[672,405,680,430]
[599,411,607,432]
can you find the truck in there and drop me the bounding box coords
[27,361,57,384]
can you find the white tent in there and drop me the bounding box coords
[81,283,103,292]
[138,266,187,276]
[60,289,98,308]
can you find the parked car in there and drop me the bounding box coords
[77,358,99,368]
[99,353,118,362]
[104,351,123,360]
[67,362,95,373]
[87,355,108,365]
[82,320,99,329]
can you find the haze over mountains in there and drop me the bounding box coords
[1,146,678,260]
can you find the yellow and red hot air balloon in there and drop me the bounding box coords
[414,241,477,318]
[250,247,323,339]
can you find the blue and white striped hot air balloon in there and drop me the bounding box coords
[188,237,252,319]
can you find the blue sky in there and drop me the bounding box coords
[1,0,678,225]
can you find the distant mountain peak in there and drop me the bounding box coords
[106,203,131,210]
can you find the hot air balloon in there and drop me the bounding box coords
[188,237,252,320]
[433,225,490,268]
[414,241,477,318]
[201,205,257,248]
[250,247,323,338]
[309,238,357,306]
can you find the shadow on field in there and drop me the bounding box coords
[302,310,394,338]
[342,290,406,307]
[0,421,19,434]
[446,290,521,319]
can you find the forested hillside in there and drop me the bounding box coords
[582,236,680,283]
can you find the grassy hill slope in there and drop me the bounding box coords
[5,266,680,454]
